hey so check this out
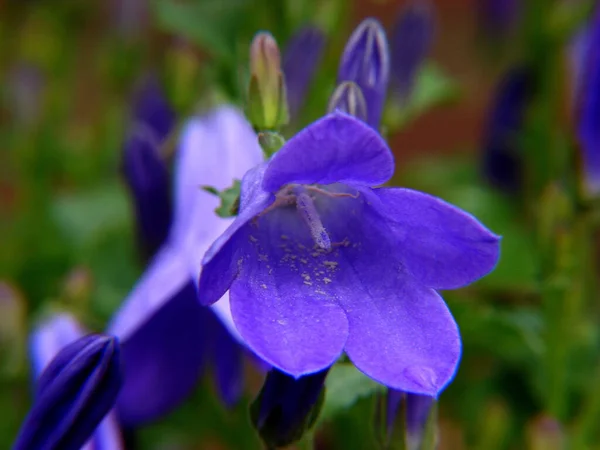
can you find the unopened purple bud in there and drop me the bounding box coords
[481,66,532,193]
[477,0,520,39]
[282,26,326,119]
[337,18,390,129]
[14,334,122,450]
[251,368,328,448]
[248,32,289,129]
[131,76,175,143]
[122,127,172,260]
[390,1,434,102]
[328,81,368,122]
[385,390,436,450]
[576,6,600,196]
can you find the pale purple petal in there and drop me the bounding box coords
[262,113,394,192]
[171,106,264,243]
[372,188,501,290]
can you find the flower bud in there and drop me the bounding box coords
[328,81,368,122]
[123,77,175,261]
[250,368,327,448]
[482,66,532,193]
[282,26,326,119]
[337,18,390,129]
[122,127,172,261]
[248,32,289,130]
[390,0,434,103]
[383,390,436,450]
[14,332,122,450]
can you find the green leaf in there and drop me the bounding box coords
[319,364,384,422]
[152,0,249,61]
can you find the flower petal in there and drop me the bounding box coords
[172,106,263,243]
[345,281,460,396]
[198,163,275,305]
[262,113,394,192]
[310,189,461,394]
[228,206,348,376]
[107,247,207,426]
[372,188,501,289]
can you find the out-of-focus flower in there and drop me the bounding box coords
[389,0,434,103]
[282,26,326,120]
[14,314,122,450]
[6,62,45,127]
[198,112,500,396]
[109,106,265,426]
[250,369,327,448]
[122,77,175,260]
[384,390,436,450]
[575,6,600,195]
[337,18,390,129]
[247,32,289,129]
[477,0,520,40]
[481,66,532,193]
[328,81,368,122]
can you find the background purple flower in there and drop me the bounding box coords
[198,113,500,396]
[122,77,175,260]
[481,66,532,193]
[109,106,265,426]
[282,26,326,120]
[390,0,435,103]
[575,6,600,195]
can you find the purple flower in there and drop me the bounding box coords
[109,106,265,426]
[390,0,434,102]
[15,314,123,450]
[575,6,600,195]
[122,128,172,260]
[337,18,390,129]
[283,26,326,119]
[482,66,532,193]
[198,112,500,395]
[251,369,327,448]
[122,78,175,260]
[385,391,435,449]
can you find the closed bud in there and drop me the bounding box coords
[122,127,172,261]
[328,81,368,122]
[250,368,327,448]
[248,32,289,130]
[526,415,564,450]
[390,1,434,103]
[337,18,390,129]
[381,390,436,450]
[282,26,326,119]
[258,131,286,158]
[481,66,532,193]
[14,333,122,450]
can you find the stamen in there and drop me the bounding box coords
[293,186,331,250]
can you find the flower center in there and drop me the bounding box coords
[263,184,359,251]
